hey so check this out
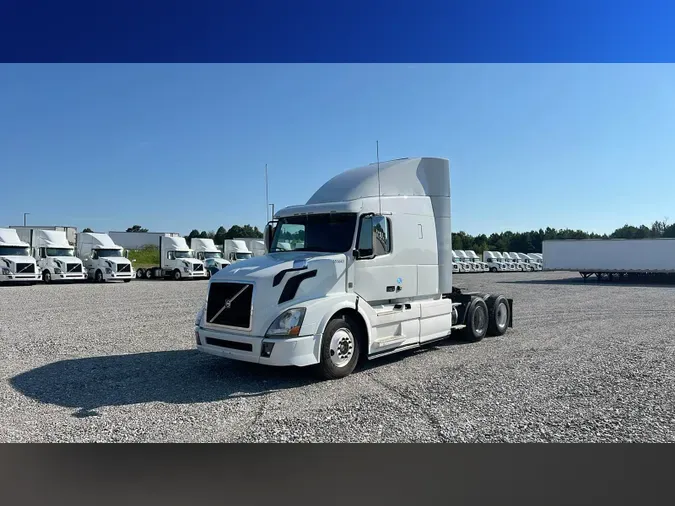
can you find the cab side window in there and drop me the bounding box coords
[167,251,175,260]
[357,216,391,258]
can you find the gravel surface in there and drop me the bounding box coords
[2,272,675,442]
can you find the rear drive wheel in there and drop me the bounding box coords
[136,268,145,279]
[145,268,153,279]
[460,298,488,342]
[316,315,361,380]
[173,269,181,281]
[42,270,52,283]
[486,294,510,336]
[95,269,104,283]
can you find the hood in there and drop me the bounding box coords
[49,256,83,264]
[100,256,132,265]
[207,251,348,333]
[1,255,37,265]
[181,258,204,266]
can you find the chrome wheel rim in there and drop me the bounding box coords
[329,328,354,367]
[496,302,508,328]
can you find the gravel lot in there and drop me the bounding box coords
[2,271,675,442]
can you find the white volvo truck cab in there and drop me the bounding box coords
[194,157,514,379]
[32,230,87,283]
[457,250,481,272]
[466,250,489,272]
[501,252,518,271]
[77,232,134,283]
[0,228,41,284]
[483,251,507,272]
[223,239,254,262]
[451,250,472,272]
[135,236,207,280]
[508,252,528,271]
[191,238,231,275]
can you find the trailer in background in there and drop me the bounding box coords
[543,239,675,280]
[108,231,181,250]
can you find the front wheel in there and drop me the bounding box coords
[42,270,52,284]
[173,269,181,281]
[123,279,131,283]
[315,316,361,380]
[95,269,104,283]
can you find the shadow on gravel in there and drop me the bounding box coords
[497,276,675,289]
[9,350,315,418]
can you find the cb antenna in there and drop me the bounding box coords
[376,140,382,214]
[265,163,270,222]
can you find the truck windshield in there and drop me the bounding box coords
[236,252,252,260]
[96,248,123,257]
[175,251,194,259]
[0,246,30,256]
[270,213,357,253]
[46,248,74,257]
[203,251,223,259]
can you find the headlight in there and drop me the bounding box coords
[184,267,190,273]
[105,268,113,274]
[265,308,306,337]
[54,268,62,274]
[1,267,10,275]
[195,302,206,326]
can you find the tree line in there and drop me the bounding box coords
[453,219,674,255]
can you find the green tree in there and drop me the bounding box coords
[126,225,148,232]
[214,226,227,245]
[82,227,93,233]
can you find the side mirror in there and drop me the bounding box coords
[371,215,388,257]
[264,220,277,252]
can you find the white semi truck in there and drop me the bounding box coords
[191,238,231,275]
[223,239,254,262]
[20,229,87,283]
[76,232,134,283]
[457,250,482,272]
[130,235,207,280]
[451,250,472,272]
[466,250,489,272]
[194,157,514,380]
[543,239,675,280]
[0,228,41,284]
[482,251,508,272]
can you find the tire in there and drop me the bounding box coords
[42,270,52,284]
[460,298,488,342]
[490,267,497,273]
[136,268,145,279]
[486,294,510,336]
[173,269,181,281]
[95,269,103,283]
[145,268,153,279]
[123,279,131,283]
[315,315,361,380]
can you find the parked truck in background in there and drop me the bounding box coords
[191,238,231,276]
[457,250,482,272]
[76,232,134,283]
[543,238,675,280]
[0,228,41,284]
[194,157,513,380]
[126,235,206,280]
[483,251,508,272]
[466,250,489,272]
[223,239,254,262]
[250,239,266,257]
[11,225,77,245]
[15,229,87,283]
[452,250,472,272]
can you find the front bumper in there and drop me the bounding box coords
[195,326,320,367]
[184,270,208,279]
[104,271,134,281]
[57,272,87,280]
[0,273,41,282]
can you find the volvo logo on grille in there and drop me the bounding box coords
[208,284,250,323]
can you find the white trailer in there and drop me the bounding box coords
[223,239,253,262]
[127,235,207,280]
[76,232,134,283]
[191,238,231,274]
[482,251,508,272]
[250,239,266,257]
[0,228,41,284]
[12,225,77,245]
[195,157,514,380]
[28,229,87,283]
[543,239,675,280]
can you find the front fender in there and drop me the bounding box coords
[300,294,373,347]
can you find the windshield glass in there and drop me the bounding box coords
[203,251,223,259]
[235,252,252,260]
[0,246,30,256]
[175,250,194,259]
[97,248,123,257]
[270,213,357,253]
[46,248,74,257]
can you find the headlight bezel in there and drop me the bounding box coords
[195,301,206,326]
[265,307,306,337]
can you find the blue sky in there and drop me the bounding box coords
[2,64,675,236]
